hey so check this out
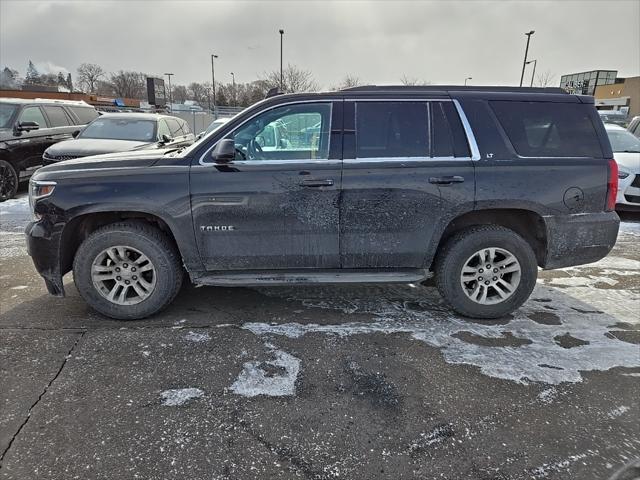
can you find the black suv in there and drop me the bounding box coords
[26,86,619,320]
[0,98,99,200]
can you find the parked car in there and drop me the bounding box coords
[27,85,619,320]
[606,123,640,211]
[627,115,640,138]
[43,113,195,165]
[598,109,629,127]
[0,98,99,201]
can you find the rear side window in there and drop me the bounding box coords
[43,106,72,127]
[431,101,470,158]
[490,101,603,158]
[356,102,429,158]
[69,106,99,125]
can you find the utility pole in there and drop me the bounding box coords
[519,30,535,87]
[230,72,236,107]
[279,29,284,91]
[164,73,174,110]
[526,59,537,87]
[211,54,218,116]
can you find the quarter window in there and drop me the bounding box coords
[431,101,471,158]
[356,102,429,158]
[19,106,47,127]
[228,103,331,161]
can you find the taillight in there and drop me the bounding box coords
[606,159,618,212]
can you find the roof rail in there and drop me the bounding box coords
[340,85,567,94]
[265,87,284,98]
[33,98,93,106]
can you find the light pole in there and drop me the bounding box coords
[230,72,236,106]
[526,59,537,87]
[211,54,218,116]
[279,29,284,91]
[464,77,472,86]
[164,73,174,110]
[519,30,535,87]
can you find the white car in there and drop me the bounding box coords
[606,124,640,211]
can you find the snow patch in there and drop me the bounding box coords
[231,345,301,397]
[537,387,558,404]
[607,405,630,418]
[530,453,589,479]
[183,331,210,343]
[160,388,204,406]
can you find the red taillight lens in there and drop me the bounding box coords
[606,159,618,212]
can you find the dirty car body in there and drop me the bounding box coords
[26,86,619,320]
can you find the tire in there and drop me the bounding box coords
[434,225,538,319]
[73,221,183,320]
[0,160,18,202]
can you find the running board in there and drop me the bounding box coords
[194,269,429,287]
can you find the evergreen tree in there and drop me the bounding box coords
[66,72,73,91]
[25,60,40,85]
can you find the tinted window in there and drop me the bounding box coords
[19,106,47,127]
[490,101,603,158]
[69,106,99,125]
[431,101,470,158]
[166,118,182,137]
[229,103,331,161]
[356,102,428,158]
[43,106,71,127]
[79,118,156,142]
[0,103,18,129]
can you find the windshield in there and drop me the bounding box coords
[0,103,18,129]
[608,129,640,153]
[205,119,228,135]
[79,118,157,142]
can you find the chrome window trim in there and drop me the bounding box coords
[198,100,337,166]
[452,99,481,161]
[343,156,464,164]
[211,159,343,167]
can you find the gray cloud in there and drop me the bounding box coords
[1,0,638,88]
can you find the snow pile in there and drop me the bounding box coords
[231,345,300,397]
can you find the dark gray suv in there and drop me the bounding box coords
[26,86,619,320]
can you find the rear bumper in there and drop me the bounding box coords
[542,212,619,269]
[25,220,65,296]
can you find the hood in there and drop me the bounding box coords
[45,138,155,157]
[613,152,640,174]
[34,148,165,180]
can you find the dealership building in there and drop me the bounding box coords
[560,70,640,117]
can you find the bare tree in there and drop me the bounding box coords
[400,75,430,86]
[188,82,209,105]
[108,70,146,99]
[262,64,318,93]
[534,71,556,88]
[172,84,188,103]
[76,63,105,93]
[338,74,362,89]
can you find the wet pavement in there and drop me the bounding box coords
[1,192,639,479]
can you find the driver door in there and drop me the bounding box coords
[190,101,343,271]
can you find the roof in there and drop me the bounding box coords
[604,123,628,131]
[95,112,174,121]
[0,97,93,107]
[339,85,568,94]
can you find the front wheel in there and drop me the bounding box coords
[73,222,183,320]
[0,160,18,202]
[434,226,538,319]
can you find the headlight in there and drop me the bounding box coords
[29,180,56,219]
[618,171,630,179]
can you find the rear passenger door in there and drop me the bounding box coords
[340,99,476,268]
[41,105,76,150]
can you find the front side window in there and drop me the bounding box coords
[491,101,603,158]
[356,102,429,158]
[19,106,47,127]
[0,103,18,128]
[228,103,331,161]
[157,119,171,139]
[79,118,157,142]
[166,118,183,137]
[43,106,71,127]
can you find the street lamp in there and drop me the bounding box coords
[279,29,284,91]
[211,54,218,116]
[230,72,236,106]
[519,30,535,87]
[464,77,472,86]
[526,59,537,87]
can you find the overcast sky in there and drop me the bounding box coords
[1,0,639,88]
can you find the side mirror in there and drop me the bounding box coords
[210,139,236,163]
[15,121,39,133]
[72,130,80,138]
[160,134,173,144]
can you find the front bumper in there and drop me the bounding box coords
[542,211,620,269]
[25,220,65,296]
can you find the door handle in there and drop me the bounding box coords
[429,176,465,185]
[301,179,334,187]
[45,136,55,140]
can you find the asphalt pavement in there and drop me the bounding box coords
[1,191,639,480]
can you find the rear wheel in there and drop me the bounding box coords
[0,160,18,202]
[435,226,538,319]
[73,222,183,320]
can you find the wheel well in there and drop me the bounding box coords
[60,212,179,275]
[435,209,547,267]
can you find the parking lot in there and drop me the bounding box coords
[1,191,639,479]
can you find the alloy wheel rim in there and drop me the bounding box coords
[460,247,521,305]
[91,246,157,305]
[0,165,16,199]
